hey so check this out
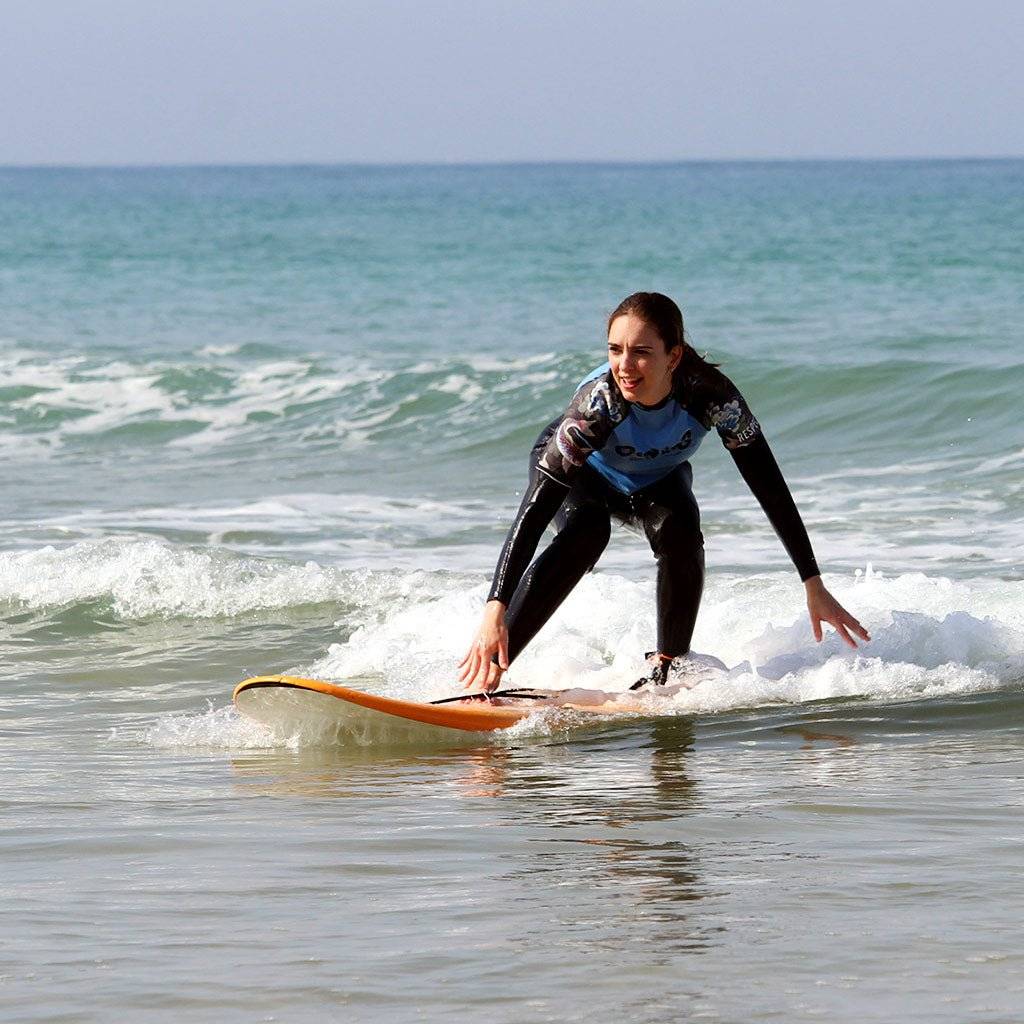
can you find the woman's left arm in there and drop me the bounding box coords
[726,427,870,648]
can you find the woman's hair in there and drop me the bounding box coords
[606,291,718,372]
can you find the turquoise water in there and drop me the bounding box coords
[1,161,1023,1021]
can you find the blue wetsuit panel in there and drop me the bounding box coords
[575,363,709,493]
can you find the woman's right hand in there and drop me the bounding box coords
[458,600,509,693]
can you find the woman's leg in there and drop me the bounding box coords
[632,463,705,657]
[504,469,612,663]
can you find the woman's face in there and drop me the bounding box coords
[607,314,682,406]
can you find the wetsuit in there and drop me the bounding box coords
[488,360,819,662]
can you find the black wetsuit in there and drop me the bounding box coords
[488,361,819,662]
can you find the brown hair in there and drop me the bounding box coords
[606,292,718,373]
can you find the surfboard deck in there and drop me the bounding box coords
[233,674,652,736]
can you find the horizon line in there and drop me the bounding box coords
[2,154,1022,172]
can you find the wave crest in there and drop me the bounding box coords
[0,538,451,621]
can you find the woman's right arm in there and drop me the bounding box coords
[487,474,570,606]
[458,473,568,691]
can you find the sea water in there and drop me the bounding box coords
[1,161,1022,1022]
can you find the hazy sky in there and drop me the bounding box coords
[3,0,1022,164]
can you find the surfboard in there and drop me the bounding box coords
[233,674,652,738]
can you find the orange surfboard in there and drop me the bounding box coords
[233,674,650,738]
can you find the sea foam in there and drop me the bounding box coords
[5,533,1018,720]
[0,537,455,619]
[306,564,1024,716]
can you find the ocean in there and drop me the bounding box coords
[1,160,1022,1022]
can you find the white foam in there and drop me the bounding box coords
[1,493,497,569]
[307,566,1024,716]
[139,703,292,749]
[167,360,355,450]
[0,344,570,466]
[0,348,362,453]
[197,343,242,357]
[19,367,175,433]
[408,352,559,375]
[127,562,1024,751]
[0,538,450,619]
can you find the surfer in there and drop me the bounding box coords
[460,292,869,693]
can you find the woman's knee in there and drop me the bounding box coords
[645,507,703,559]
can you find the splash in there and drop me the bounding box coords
[308,566,1024,716]
[106,560,1024,751]
[139,703,293,749]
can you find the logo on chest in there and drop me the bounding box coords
[614,430,693,461]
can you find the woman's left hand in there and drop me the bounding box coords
[805,576,870,648]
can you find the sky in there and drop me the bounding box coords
[2,0,1022,165]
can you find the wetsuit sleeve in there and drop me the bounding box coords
[729,436,820,582]
[694,369,820,582]
[534,373,625,485]
[487,473,568,605]
[488,373,625,605]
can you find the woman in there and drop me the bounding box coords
[459,292,868,693]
